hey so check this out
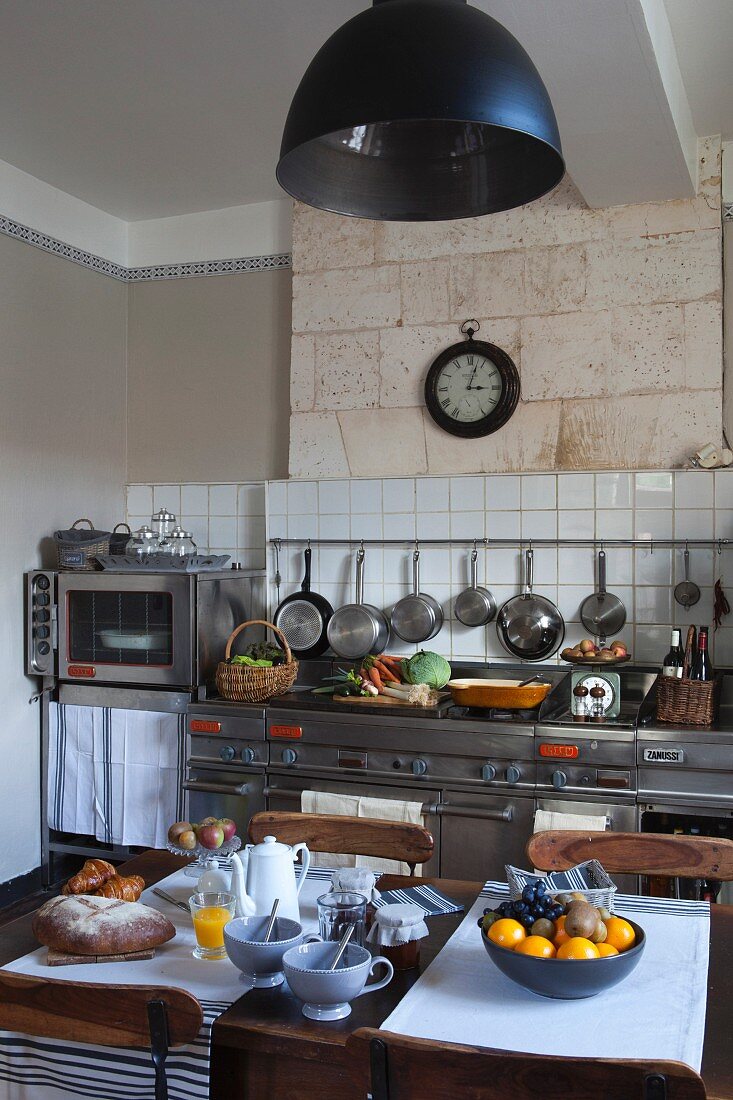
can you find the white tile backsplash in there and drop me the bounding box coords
[128,470,733,663]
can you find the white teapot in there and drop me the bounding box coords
[229,835,310,921]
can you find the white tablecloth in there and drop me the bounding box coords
[0,866,332,1100]
[380,882,711,1072]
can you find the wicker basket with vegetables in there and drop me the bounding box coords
[216,620,298,702]
[313,651,452,707]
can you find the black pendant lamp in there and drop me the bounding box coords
[277,0,564,222]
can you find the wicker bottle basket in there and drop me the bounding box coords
[216,619,298,703]
[655,672,721,727]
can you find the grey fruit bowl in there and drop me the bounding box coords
[481,919,646,999]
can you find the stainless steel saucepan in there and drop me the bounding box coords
[326,547,389,658]
[496,548,565,661]
[391,549,444,643]
[454,548,496,627]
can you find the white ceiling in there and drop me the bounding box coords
[0,0,728,221]
[664,0,733,141]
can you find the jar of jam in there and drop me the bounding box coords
[329,869,379,930]
[366,903,429,970]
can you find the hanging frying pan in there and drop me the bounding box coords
[580,549,626,644]
[496,548,565,661]
[273,547,333,658]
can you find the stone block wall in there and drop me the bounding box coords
[289,138,723,477]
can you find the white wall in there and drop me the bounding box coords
[0,232,126,884]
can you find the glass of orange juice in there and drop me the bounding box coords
[189,892,236,959]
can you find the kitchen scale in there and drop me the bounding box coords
[570,668,621,718]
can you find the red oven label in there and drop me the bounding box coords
[68,665,96,678]
[539,743,579,759]
[270,724,302,740]
[189,720,221,733]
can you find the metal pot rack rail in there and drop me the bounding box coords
[270,537,732,551]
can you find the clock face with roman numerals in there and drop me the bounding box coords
[423,338,520,439]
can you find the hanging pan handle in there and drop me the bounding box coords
[356,547,365,606]
[470,549,478,591]
[302,546,312,594]
[412,549,420,595]
[524,548,533,596]
[598,549,607,596]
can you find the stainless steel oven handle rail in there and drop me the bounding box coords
[183,779,252,796]
[263,788,512,821]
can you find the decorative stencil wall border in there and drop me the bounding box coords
[0,212,292,281]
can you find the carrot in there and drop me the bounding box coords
[368,666,384,692]
[380,656,404,673]
[374,659,400,683]
[359,666,369,681]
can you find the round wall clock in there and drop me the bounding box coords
[423,320,520,439]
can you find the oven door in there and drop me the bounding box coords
[439,790,535,883]
[184,766,266,834]
[264,772,441,877]
[58,573,194,687]
[535,795,639,893]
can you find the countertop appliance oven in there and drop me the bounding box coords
[26,568,266,690]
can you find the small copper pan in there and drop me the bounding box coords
[447,678,552,710]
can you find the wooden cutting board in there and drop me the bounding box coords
[333,692,449,708]
[47,946,156,966]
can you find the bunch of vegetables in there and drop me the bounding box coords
[313,651,451,706]
[229,640,286,668]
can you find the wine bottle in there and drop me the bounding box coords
[689,626,713,681]
[662,629,684,678]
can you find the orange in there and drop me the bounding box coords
[515,935,556,958]
[604,917,636,953]
[553,915,570,948]
[597,943,620,957]
[556,937,600,960]
[488,918,526,949]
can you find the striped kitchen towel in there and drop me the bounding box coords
[374,883,464,917]
[48,703,186,849]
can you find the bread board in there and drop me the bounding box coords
[47,946,156,966]
[333,692,449,708]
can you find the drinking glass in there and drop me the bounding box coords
[317,891,368,947]
[189,891,236,960]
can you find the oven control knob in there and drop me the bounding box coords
[34,625,50,640]
[412,759,428,776]
[219,745,236,763]
[242,747,255,765]
[35,576,50,591]
[481,764,496,782]
[281,748,298,765]
[34,609,50,623]
[552,770,567,789]
[38,642,51,656]
[35,593,50,606]
[506,765,521,785]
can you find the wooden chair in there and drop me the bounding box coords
[346,1027,707,1099]
[526,830,733,881]
[0,970,203,1100]
[248,811,434,874]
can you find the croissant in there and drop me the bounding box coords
[94,874,145,901]
[62,859,117,895]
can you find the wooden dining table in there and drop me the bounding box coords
[1,849,732,1100]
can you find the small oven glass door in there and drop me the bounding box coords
[58,573,194,687]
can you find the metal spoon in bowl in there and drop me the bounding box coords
[674,548,701,609]
[264,898,280,943]
[329,924,354,970]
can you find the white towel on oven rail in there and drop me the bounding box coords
[48,703,186,848]
[534,809,608,834]
[301,790,425,875]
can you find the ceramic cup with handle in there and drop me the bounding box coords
[224,915,321,988]
[283,940,394,1021]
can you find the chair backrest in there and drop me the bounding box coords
[527,830,733,880]
[248,811,434,873]
[346,1028,707,1100]
[0,970,202,1047]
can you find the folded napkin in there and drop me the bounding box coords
[374,883,464,917]
[507,859,615,896]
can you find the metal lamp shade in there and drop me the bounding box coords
[277,0,564,221]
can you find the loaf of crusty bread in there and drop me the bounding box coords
[32,895,176,956]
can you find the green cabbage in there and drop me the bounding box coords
[405,651,451,690]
